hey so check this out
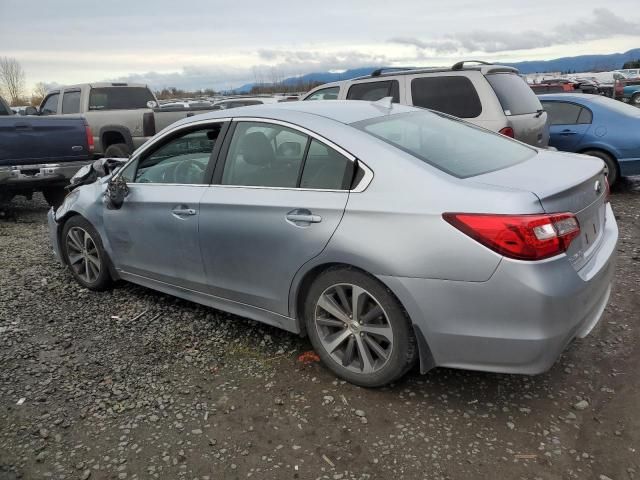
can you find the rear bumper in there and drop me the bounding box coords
[380,203,618,375]
[0,161,92,190]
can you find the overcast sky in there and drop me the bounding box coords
[1,0,639,92]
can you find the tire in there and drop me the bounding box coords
[581,150,619,186]
[104,143,130,158]
[304,267,417,387]
[42,187,67,208]
[631,93,640,107]
[61,216,113,291]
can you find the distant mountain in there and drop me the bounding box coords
[505,48,640,74]
[232,48,640,93]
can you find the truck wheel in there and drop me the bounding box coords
[582,150,619,186]
[104,143,130,158]
[631,93,640,106]
[42,187,67,208]
[0,192,15,204]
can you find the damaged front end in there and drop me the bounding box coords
[66,158,127,193]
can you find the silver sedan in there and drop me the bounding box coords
[48,100,617,387]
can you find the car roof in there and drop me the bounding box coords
[538,93,604,102]
[174,100,419,128]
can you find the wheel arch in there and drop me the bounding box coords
[100,125,134,152]
[56,210,120,281]
[289,261,436,373]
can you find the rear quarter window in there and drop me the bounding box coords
[411,76,482,118]
[486,73,542,115]
[352,111,535,179]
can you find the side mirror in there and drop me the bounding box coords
[147,100,158,109]
[105,175,129,210]
[24,106,38,116]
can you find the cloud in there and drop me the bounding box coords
[110,49,393,91]
[390,8,640,53]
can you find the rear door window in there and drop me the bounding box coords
[347,80,400,103]
[299,140,353,190]
[62,90,81,114]
[88,87,155,111]
[41,93,59,114]
[542,101,584,125]
[410,76,482,118]
[485,73,542,115]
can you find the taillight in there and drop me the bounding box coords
[443,212,580,261]
[499,126,514,138]
[85,126,95,152]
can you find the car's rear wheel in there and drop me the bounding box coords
[582,149,619,186]
[104,143,130,158]
[631,93,640,106]
[61,216,112,291]
[305,268,417,387]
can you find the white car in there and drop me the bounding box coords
[302,61,549,147]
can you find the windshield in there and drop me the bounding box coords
[352,111,536,178]
[89,87,155,111]
[486,73,543,115]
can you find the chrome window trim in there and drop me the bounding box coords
[116,115,374,192]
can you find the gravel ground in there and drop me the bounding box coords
[1,180,639,480]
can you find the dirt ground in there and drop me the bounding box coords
[1,180,638,480]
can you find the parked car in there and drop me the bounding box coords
[615,69,640,79]
[212,97,281,110]
[302,61,549,148]
[620,80,640,106]
[539,93,640,185]
[580,71,626,99]
[32,83,217,158]
[49,100,616,387]
[0,95,93,206]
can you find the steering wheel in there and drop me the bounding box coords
[174,159,205,184]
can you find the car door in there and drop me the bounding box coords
[542,100,592,151]
[198,119,354,315]
[103,121,228,290]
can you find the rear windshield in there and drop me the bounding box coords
[486,73,542,115]
[89,87,155,111]
[352,111,535,178]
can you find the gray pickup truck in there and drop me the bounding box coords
[37,83,215,157]
[1,95,92,206]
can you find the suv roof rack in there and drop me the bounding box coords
[451,60,494,70]
[371,67,417,77]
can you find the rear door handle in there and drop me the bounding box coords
[14,123,31,130]
[287,214,322,223]
[172,207,197,216]
[286,209,322,225]
[560,129,577,136]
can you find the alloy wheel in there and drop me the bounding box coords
[65,226,101,284]
[314,283,394,374]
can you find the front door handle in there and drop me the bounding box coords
[14,123,31,130]
[172,207,197,216]
[286,209,322,226]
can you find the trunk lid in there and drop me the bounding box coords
[470,150,608,270]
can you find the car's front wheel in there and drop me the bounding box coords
[305,267,417,387]
[61,216,113,291]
